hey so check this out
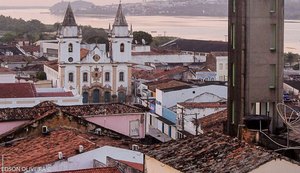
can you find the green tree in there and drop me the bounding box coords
[36,71,47,80]
[133,31,153,45]
[0,32,16,43]
[284,52,300,66]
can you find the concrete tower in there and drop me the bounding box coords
[227,0,284,136]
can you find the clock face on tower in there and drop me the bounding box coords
[93,55,101,62]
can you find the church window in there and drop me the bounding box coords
[119,72,124,82]
[83,72,88,82]
[68,43,73,52]
[120,43,125,52]
[69,72,74,82]
[105,72,110,82]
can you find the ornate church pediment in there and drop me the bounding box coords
[91,67,101,82]
[118,85,127,92]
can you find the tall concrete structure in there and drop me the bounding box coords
[227,0,284,136]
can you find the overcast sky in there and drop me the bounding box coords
[0,0,142,6]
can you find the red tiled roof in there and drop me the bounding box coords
[0,55,35,63]
[0,67,15,74]
[197,109,227,133]
[143,79,190,92]
[132,48,179,56]
[118,160,144,172]
[37,92,74,97]
[133,66,188,81]
[178,102,227,109]
[54,167,120,173]
[45,60,58,72]
[80,48,89,60]
[0,83,36,98]
[21,45,40,53]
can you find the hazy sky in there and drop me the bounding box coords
[0,0,142,6]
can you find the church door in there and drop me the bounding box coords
[104,91,111,103]
[92,89,100,103]
[118,92,126,103]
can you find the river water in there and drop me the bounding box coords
[0,8,299,53]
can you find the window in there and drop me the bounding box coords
[105,72,110,82]
[270,0,276,13]
[232,0,236,13]
[68,57,73,62]
[83,72,88,82]
[270,24,277,51]
[119,72,124,82]
[225,63,228,70]
[270,64,276,89]
[68,43,73,52]
[232,101,235,124]
[232,63,235,87]
[231,24,236,49]
[68,72,74,82]
[120,43,125,52]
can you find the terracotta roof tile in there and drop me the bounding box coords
[45,60,58,72]
[80,48,89,60]
[0,83,36,98]
[178,102,227,109]
[0,102,144,122]
[37,91,74,97]
[118,160,144,172]
[198,109,227,133]
[142,132,280,173]
[133,66,188,81]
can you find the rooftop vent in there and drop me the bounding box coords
[95,128,102,136]
[79,145,84,153]
[42,126,50,135]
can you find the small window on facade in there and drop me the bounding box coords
[270,64,276,89]
[119,72,124,82]
[270,24,277,51]
[231,24,236,50]
[69,72,74,82]
[120,43,125,52]
[232,63,235,87]
[83,72,88,82]
[270,0,276,12]
[68,43,73,52]
[232,0,236,13]
[68,57,73,62]
[105,72,110,82]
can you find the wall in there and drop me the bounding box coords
[144,155,181,173]
[86,114,145,139]
[37,146,143,173]
[0,74,16,83]
[156,85,227,116]
[0,120,29,135]
[132,54,206,65]
[44,65,59,87]
[250,159,300,173]
[0,96,82,108]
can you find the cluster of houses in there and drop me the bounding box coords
[0,2,299,173]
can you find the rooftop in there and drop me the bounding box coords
[144,79,190,92]
[178,102,227,109]
[197,109,227,133]
[0,83,74,99]
[0,67,16,74]
[55,167,121,173]
[45,60,59,72]
[285,80,300,90]
[142,132,283,173]
[0,55,35,63]
[0,101,144,122]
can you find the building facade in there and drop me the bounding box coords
[55,3,133,104]
[228,0,284,136]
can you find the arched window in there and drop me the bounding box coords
[105,72,110,82]
[68,43,73,52]
[68,73,74,82]
[83,72,88,82]
[120,43,125,52]
[119,72,124,82]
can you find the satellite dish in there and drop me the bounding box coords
[142,39,146,45]
[276,103,300,134]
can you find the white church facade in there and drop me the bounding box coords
[45,3,133,104]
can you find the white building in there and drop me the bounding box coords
[0,67,16,83]
[44,3,133,104]
[216,54,228,81]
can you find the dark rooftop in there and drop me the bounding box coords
[142,132,283,173]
